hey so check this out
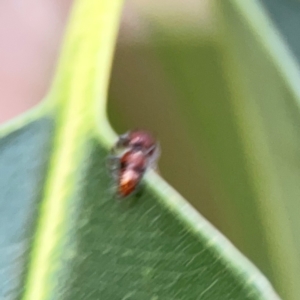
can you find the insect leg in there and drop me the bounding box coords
[106,155,120,176]
[146,143,161,170]
[112,132,130,153]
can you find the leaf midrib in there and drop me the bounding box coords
[22,1,123,299]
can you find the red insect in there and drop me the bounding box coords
[108,130,160,198]
[116,130,157,156]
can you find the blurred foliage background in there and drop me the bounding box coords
[1,0,300,299]
[109,0,259,272]
[109,0,219,235]
[107,1,300,299]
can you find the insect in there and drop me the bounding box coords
[108,130,160,198]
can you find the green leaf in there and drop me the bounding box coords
[218,1,300,299]
[0,0,279,299]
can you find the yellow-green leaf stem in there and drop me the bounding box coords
[23,1,123,299]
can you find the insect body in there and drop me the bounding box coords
[108,130,160,198]
[118,150,147,197]
[116,130,157,155]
